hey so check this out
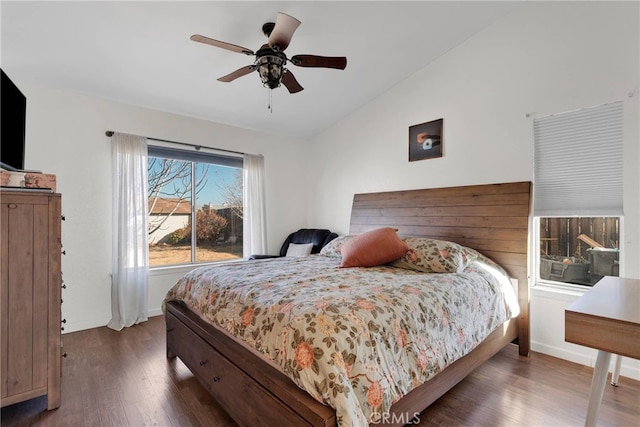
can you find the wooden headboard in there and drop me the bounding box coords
[349,181,532,355]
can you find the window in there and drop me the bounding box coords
[534,101,623,287]
[147,146,243,267]
[538,217,620,286]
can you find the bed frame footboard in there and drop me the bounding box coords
[166,301,518,427]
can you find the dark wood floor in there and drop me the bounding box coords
[2,316,638,426]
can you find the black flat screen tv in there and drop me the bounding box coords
[1,68,27,171]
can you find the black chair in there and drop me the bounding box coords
[249,228,338,260]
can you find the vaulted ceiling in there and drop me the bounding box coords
[1,1,522,139]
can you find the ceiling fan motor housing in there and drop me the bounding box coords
[255,48,287,89]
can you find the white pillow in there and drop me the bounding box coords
[285,242,314,258]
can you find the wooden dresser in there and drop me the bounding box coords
[1,190,62,410]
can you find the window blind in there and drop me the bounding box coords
[533,101,624,216]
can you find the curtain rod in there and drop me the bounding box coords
[104,130,254,157]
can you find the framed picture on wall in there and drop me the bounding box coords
[409,118,443,162]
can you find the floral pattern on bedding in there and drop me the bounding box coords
[164,254,518,427]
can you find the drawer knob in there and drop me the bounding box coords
[199,360,206,366]
[213,376,221,383]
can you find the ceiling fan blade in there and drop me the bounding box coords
[290,55,347,70]
[217,65,255,83]
[190,34,254,56]
[267,12,301,51]
[281,69,304,94]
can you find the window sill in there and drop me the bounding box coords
[149,259,244,277]
[531,280,589,299]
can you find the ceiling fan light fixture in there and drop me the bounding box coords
[256,54,286,89]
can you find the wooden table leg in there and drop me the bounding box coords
[585,351,612,427]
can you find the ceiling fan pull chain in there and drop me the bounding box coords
[268,90,273,114]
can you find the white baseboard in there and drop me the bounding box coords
[531,340,640,381]
[148,308,164,317]
[63,310,164,334]
[62,316,111,334]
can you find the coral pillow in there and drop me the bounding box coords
[339,228,409,268]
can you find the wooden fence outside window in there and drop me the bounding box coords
[540,217,619,260]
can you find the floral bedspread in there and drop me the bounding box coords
[163,254,519,426]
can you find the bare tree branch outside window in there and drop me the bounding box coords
[215,168,244,220]
[147,157,209,236]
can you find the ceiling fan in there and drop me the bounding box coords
[190,12,347,94]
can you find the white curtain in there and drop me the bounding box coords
[108,133,149,331]
[243,154,267,258]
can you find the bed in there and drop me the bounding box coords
[164,181,531,426]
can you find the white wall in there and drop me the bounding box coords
[307,1,639,379]
[19,83,310,332]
